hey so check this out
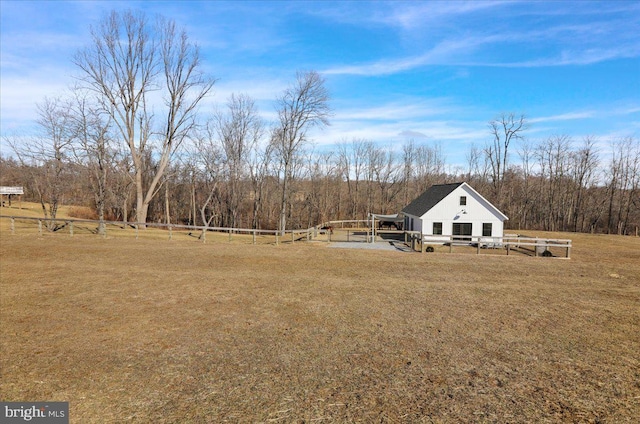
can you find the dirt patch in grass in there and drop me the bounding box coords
[1,229,639,422]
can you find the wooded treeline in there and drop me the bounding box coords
[1,10,638,236]
[2,131,639,235]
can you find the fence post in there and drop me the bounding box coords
[253,230,256,245]
[169,225,172,241]
[506,244,510,255]
[10,217,15,235]
[69,221,74,237]
[275,233,279,245]
[292,230,295,243]
[202,229,206,243]
[449,238,453,253]
[228,229,232,242]
[38,219,42,236]
[476,239,480,254]
[135,224,139,240]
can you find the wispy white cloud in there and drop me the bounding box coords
[530,105,640,127]
[335,98,455,121]
[486,45,640,68]
[324,30,640,75]
[310,1,509,32]
[529,111,595,124]
[399,130,429,139]
[1,0,637,156]
[318,111,487,147]
[369,1,511,31]
[0,65,76,133]
[321,3,640,75]
[322,35,502,75]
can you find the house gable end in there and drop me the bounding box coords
[459,183,509,221]
[401,182,463,217]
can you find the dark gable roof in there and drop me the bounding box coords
[402,182,464,216]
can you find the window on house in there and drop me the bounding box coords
[460,196,467,206]
[433,222,442,235]
[483,223,492,237]
[452,222,472,241]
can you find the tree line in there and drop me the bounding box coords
[1,10,638,236]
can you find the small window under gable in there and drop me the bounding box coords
[433,222,442,235]
[460,196,467,206]
[483,223,492,237]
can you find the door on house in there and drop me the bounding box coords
[452,223,472,241]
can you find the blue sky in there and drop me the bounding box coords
[1,0,639,167]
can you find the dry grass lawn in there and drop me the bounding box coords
[1,215,639,422]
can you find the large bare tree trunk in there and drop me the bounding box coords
[74,10,214,227]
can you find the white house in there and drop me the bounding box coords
[402,182,508,244]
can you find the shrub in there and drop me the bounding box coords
[67,206,98,220]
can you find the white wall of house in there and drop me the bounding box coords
[412,184,505,239]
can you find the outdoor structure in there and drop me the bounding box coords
[0,186,23,208]
[402,182,508,243]
[369,213,404,230]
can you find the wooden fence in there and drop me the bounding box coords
[411,233,572,258]
[1,215,572,257]
[317,220,572,258]
[0,215,321,245]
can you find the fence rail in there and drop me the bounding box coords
[414,233,572,258]
[0,215,322,245]
[1,215,572,258]
[317,220,572,258]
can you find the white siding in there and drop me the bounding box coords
[419,185,505,237]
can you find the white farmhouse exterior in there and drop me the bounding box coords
[402,182,508,242]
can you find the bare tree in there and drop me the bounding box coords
[371,145,401,212]
[9,97,75,229]
[536,135,572,231]
[401,140,416,207]
[486,113,527,208]
[212,94,264,228]
[68,89,117,234]
[74,10,214,226]
[414,143,446,193]
[569,136,600,232]
[191,128,222,238]
[606,137,640,234]
[273,71,330,234]
[514,138,537,230]
[338,139,367,219]
[248,137,275,230]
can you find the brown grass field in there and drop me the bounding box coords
[1,204,639,422]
